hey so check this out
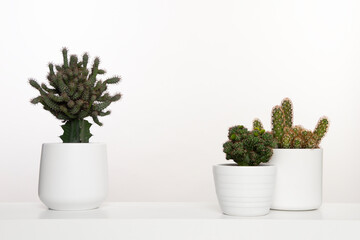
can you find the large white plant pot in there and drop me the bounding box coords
[38,143,108,211]
[213,164,276,217]
[266,149,323,210]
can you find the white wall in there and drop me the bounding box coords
[0,0,359,202]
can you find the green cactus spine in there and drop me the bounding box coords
[29,48,121,143]
[223,125,276,166]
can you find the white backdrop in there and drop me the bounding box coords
[0,0,359,202]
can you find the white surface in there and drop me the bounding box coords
[213,164,275,216]
[267,149,322,210]
[0,203,359,240]
[1,0,360,203]
[39,143,108,210]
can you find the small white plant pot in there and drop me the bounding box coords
[38,143,108,211]
[213,164,276,217]
[266,149,323,210]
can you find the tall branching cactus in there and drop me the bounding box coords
[29,48,121,143]
[271,98,329,148]
[223,124,276,166]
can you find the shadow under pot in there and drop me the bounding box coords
[38,143,108,211]
[264,148,323,211]
[213,164,276,217]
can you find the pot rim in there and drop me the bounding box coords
[214,163,275,168]
[42,142,106,146]
[272,148,323,152]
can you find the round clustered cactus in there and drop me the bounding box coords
[223,125,277,166]
[271,98,329,148]
[252,118,264,130]
[29,48,121,143]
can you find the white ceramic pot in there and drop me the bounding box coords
[213,164,276,217]
[38,143,108,211]
[266,149,323,210]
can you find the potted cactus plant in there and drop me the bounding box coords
[29,48,121,210]
[213,123,277,216]
[262,98,329,210]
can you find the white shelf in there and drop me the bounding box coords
[0,202,359,240]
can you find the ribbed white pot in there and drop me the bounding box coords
[38,143,108,211]
[213,164,276,217]
[265,149,323,210]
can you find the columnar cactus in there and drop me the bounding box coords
[281,98,293,128]
[223,125,276,166]
[313,117,329,146]
[29,48,121,143]
[271,98,329,148]
[271,106,285,145]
